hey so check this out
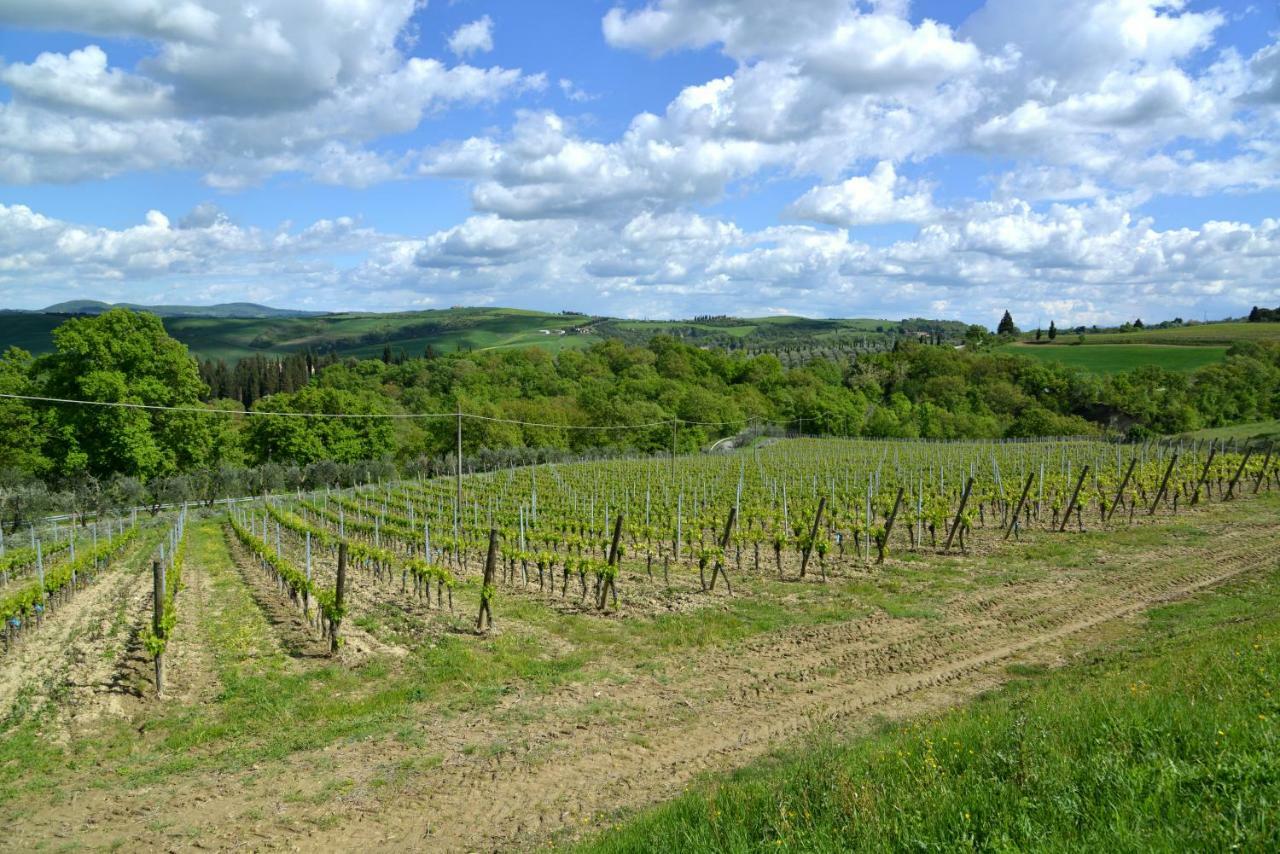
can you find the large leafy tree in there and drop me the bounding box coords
[0,347,52,477]
[246,385,396,464]
[36,309,213,479]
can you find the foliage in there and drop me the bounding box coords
[35,309,216,479]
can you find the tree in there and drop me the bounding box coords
[1048,320,1058,340]
[1134,318,1145,329]
[997,310,1018,336]
[0,347,52,477]
[1035,328,1042,341]
[963,325,989,350]
[36,309,214,479]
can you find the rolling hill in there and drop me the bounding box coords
[0,304,965,363]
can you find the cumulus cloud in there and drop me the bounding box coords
[787,162,936,226]
[449,16,495,58]
[0,1,541,185]
[2,0,1279,322]
[0,45,173,117]
[4,194,1279,324]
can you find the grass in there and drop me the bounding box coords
[1061,321,1279,346]
[1177,419,1280,443]
[573,566,1280,853]
[1003,342,1228,373]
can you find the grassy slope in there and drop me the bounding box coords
[1073,322,1279,346]
[1178,419,1280,443]
[1002,342,1229,373]
[577,564,1280,852]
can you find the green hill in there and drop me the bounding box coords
[0,306,968,363]
[41,300,323,318]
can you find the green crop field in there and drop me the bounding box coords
[1002,342,1229,373]
[1177,419,1280,443]
[1061,322,1280,346]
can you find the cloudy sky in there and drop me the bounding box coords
[2,0,1279,326]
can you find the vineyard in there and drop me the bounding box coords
[0,435,1276,850]
[226,436,1276,631]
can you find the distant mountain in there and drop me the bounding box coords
[40,300,325,319]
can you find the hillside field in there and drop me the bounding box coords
[1048,321,1280,347]
[1002,342,1229,373]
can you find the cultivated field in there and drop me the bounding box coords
[1003,342,1229,373]
[1074,321,1280,346]
[1,437,1277,850]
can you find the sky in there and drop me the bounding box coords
[1,0,1279,327]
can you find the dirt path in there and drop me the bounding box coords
[161,539,223,706]
[0,536,155,735]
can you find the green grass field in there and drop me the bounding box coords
[1049,322,1280,347]
[1003,342,1229,373]
[1178,419,1280,443]
[577,560,1280,852]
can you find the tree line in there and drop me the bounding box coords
[0,308,1277,529]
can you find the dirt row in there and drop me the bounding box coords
[0,535,157,739]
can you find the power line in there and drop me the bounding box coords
[0,392,775,431]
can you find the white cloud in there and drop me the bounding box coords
[4,195,1279,324]
[449,16,495,58]
[0,45,173,117]
[0,2,541,186]
[2,0,1279,322]
[787,161,936,226]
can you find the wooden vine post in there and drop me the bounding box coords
[1148,454,1178,515]
[1189,446,1216,506]
[943,478,975,553]
[1058,465,1090,532]
[1106,458,1137,522]
[455,404,463,538]
[709,506,737,592]
[1256,443,1274,494]
[878,487,904,564]
[331,542,346,655]
[1225,446,1253,500]
[476,528,498,632]
[798,496,826,577]
[1004,471,1035,539]
[597,513,624,610]
[152,559,165,696]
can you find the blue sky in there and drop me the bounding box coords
[1,0,1278,326]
